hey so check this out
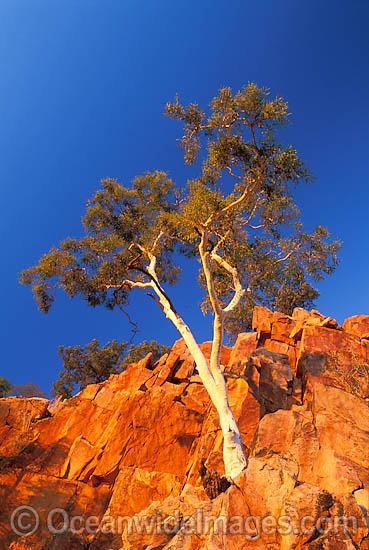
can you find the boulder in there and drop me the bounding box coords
[228,332,258,375]
[271,311,296,345]
[248,348,293,417]
[252,305,273,334]
[343,314,369,340]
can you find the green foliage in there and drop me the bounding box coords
[0,377,13,398]
[120,340,171,369]
[21,84,341,344]
[165,84,341,340]
[11,383,47,399]
[52,339,170,399]
[20,171,179,313]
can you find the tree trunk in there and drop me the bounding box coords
[141,253,248,480]
[165,309,247,480]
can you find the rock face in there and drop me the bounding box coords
[1,307,369,549]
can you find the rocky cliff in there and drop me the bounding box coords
[1,307,369,549]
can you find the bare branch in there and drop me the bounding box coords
[151,230,164,255]
[275,250,294,264]
[226,166,244,180]
[210,251,245,314]
[199,230,223,317]
[115,302,139,344]
[246,223,266,229]
[147,292,165,312]
[105,280,154,290]
[243,194,262,225]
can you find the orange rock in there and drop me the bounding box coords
[199,340,232,366]
[0,397,49,429]
[298,325,363,366]
[2,310,369,550]
[106,466,182,517]
[292,306,310,321]
[263,338,297,372]
[228,332,258,375]
[60,434,96,479]
[343,314,369,339]
[271,311,296,345]
[248,348,293,417]
[252,305,273,334]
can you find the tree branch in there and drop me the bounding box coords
[275,250,294,263]
[210,251,246,314]
[199,230,223,317]
[105,280,154,290]
[114,301,139,344]
[204,183,253,228]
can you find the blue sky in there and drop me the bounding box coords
[1,0,368,394]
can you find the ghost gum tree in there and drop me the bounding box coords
[21,84,340,480]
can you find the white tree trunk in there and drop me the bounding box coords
[164,308,247,480]
[127,246,248,480]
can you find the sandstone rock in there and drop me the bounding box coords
[280,483,334,550]
[271,311,296,345]
[166,338,195,380]
[2,309,369,550]
[263,338,297,372]
[249,348,293,417]
[299,325,362,362]
[107,466,182,517]
[292,307,310,322]
[0,397,49,429]
[354,488,369,516]
[152,351,181,385]
[333,492,369,548]
[252,305,272,334]
[251,407,320,483]
[251,382,369,497]
[1,472,110,550]
[199,341,232,367]
[60,435,96,480]
[0,397,50,457]
[296,325,367,400]
[228,332,258,375]
[310,383,369,493]
[290,309,340,340]
[121,492,207,550]
[343,314,369,340]
[361,339,369,362]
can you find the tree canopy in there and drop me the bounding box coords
[21,83,341,479]
[0,377,13,398]
[21,83,340,341]
[11,383,47,399]
[52,339,170,399]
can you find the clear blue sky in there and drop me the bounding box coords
[1,0,368,394]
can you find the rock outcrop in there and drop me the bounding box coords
[1,307,369,549]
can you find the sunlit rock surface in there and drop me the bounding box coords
[1,307,369,549]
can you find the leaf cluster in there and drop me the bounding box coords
[21,83,341,343]
[11,383,47,399]
[52,338,170,399]
[20,171,180,313]
[0,376,13,398]
[166,84,341,338]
